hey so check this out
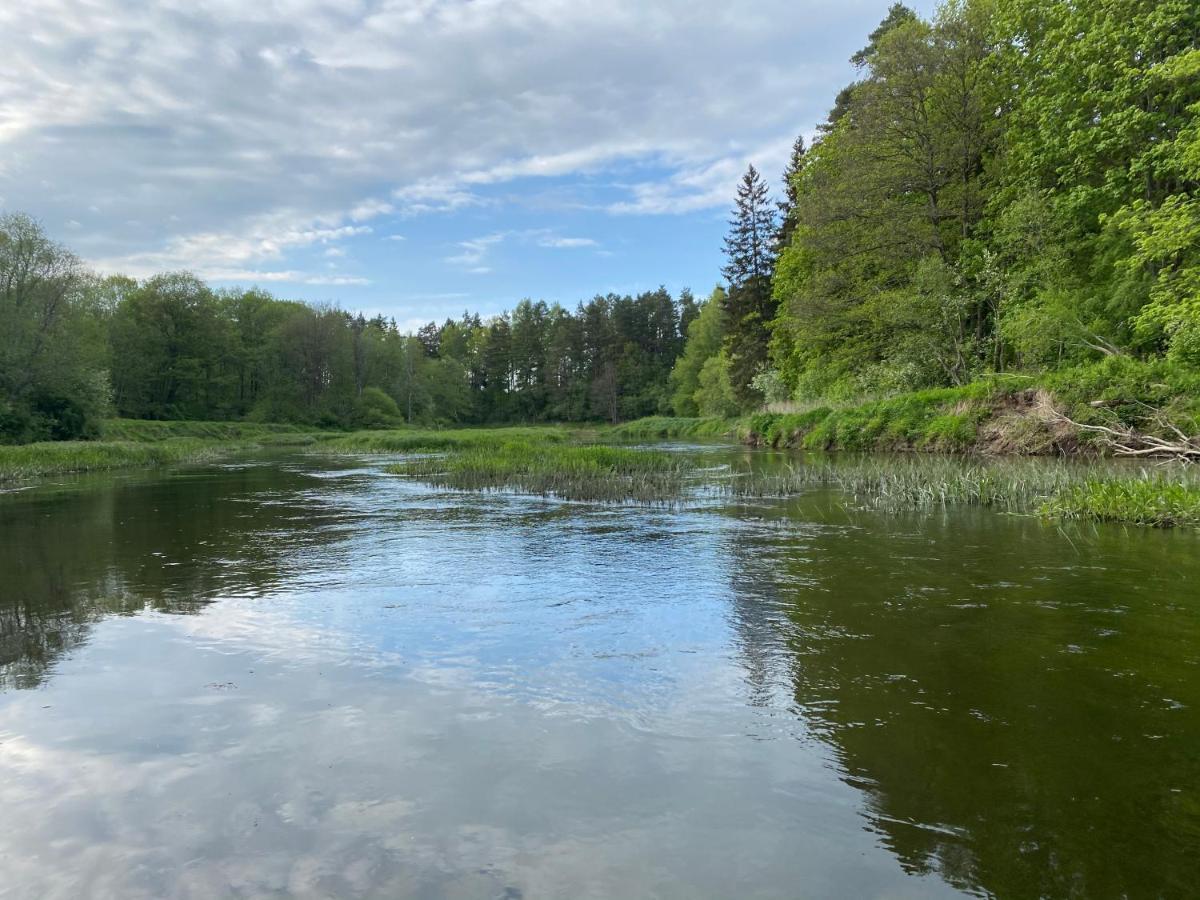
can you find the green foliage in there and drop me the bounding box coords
[669,288,726,416]
[694,351,741,418]
[101,418,308,442]
[388,441,692,503]
[1041,478,1200,528]
[0,214,110,442]
[316,426,571,454]
[602,416,735,441]
[751,384,995,452]
[0,438,226,482]
[351,386,404,430]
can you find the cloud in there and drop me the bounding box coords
[538,236,597,249]
[0,0,905,277]
[201,269,372,286]
[445,233,506,273]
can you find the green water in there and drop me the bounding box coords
[1,450,1198,898]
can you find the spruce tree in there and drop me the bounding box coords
[721,164,777,408]
[776,136,806,251]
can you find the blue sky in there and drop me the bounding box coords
[1,0,935,330]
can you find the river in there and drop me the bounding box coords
[1,449,1198,898]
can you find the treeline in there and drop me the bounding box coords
[0,210,700,441]
[676,0,1200,417]
[4,0,1197,443]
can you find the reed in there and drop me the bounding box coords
[0,439,227,482]
[387,441,692,502]
[721,455,1200,527]
[317,426,571,454]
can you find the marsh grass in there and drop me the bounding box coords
[722,455,1200,527]
[603,416,737,442]
[387,441,692,502]
[103,418,310,442]
[1040,478,1200,528]
[0,439,227,482]
[317,426,572,454]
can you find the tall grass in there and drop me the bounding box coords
[316,426,572,454]
[387,441,692,502]
[602,416,738,442]
[722,455,1200,527]
[1041,478,1200,528]
[103,418,309,442]
[0,439,227,482]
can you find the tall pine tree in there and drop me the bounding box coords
[721,164,777,407]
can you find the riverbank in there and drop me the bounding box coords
[616,361,1200,461]
[0,438,232,483]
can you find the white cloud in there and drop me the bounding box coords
[200,268,372,286]
[539,236,597,249]
[445,233,506,273]
[0,0,905,276]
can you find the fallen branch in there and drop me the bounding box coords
[1055,409,1200,462]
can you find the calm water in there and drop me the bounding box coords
[1,449,1198,899]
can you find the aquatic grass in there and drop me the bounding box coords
[316,426,572,454]
[1040,478,1200,528]
[720,455,1200,527]
[387,440,693,502]
[0,438,228,482]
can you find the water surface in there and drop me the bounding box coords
[1,450,1198,898]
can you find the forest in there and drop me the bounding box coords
[2,0,1198,446]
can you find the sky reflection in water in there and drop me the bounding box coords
[1,454,1198,898]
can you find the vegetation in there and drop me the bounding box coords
[726,455,1200,529]
[316,426,572,454]
[671,0,1200,460]
[0,439,228,482]
[102,418,310,443]
[0,214,697,442]
[603,416,736,442]
[3,1,1197,456]
[387,441,692,503]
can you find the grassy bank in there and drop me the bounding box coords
[602,416,738,442]
[614,360,1200,460]
[102,418,313,443]
[387,441,691,502]
[0,439,230,483]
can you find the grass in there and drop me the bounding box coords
[722,454,1200,528]
[102,418,311,443]
[386,441,693,502]
[1040,478,1200,528]
[315,425,573,454]
[0,438,229,482]
[602,416,737,442]
[744,382,1007,453]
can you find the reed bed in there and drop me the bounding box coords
[720,455,1200,527]
[387,441,692,502]
[317,426,571,454]
[0,439,227,482]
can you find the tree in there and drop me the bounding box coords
[0,213,108,441]
[721,165,778,407]
[670,288,727,416]
[777,136,807,251]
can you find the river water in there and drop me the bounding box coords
[1,450,1198,898]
